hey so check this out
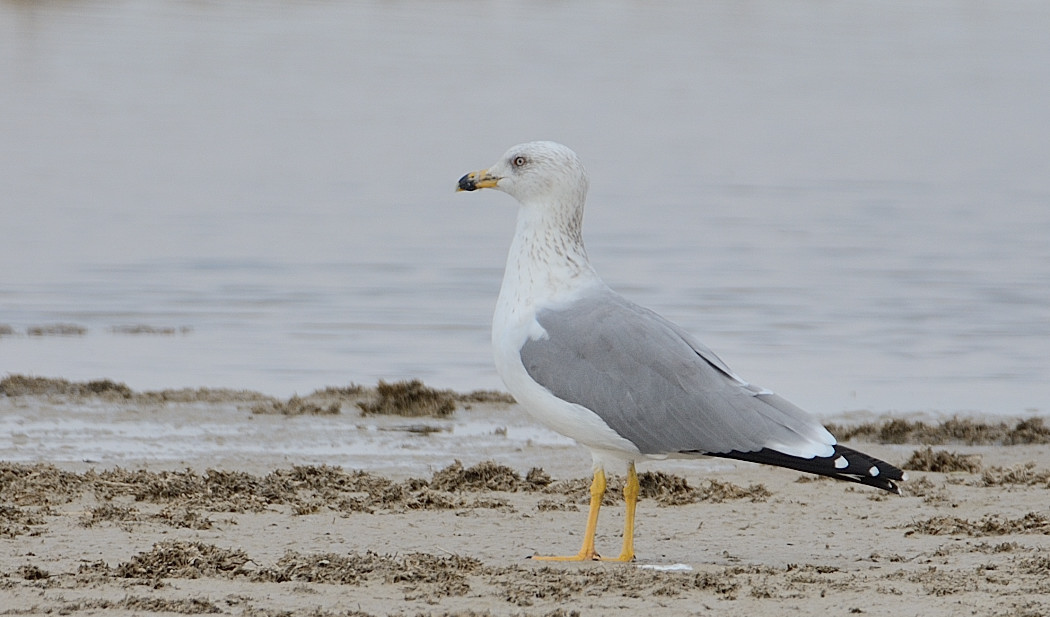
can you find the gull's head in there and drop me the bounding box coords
[457,141,589,210]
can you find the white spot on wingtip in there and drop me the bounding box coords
[901,472,909,481]
[834,456,848,469]
[869,466,879,477]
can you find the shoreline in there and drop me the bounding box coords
[2,376,1050,616]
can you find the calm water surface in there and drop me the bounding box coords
[2,0,1048,416]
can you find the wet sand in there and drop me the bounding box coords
[2,377,1050,616]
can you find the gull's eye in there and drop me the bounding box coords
[512,156,527,168]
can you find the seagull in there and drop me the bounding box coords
[457,141,905,562]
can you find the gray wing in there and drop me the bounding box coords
[520,288,831,456]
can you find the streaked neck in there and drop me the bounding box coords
[498,202,600,309]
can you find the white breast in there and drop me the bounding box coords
[491,266,641,458]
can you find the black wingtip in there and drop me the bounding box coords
[705,444,906,495]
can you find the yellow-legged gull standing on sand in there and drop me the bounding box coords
[457,141,905,562]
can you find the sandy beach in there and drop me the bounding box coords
[2,376,1049,617]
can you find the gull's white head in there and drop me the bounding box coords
[457,141,589,212]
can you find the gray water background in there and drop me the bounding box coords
[2,0,1048,417]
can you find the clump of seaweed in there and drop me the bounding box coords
[110,325,187,335]
[250,395,341,415]
[906,512,1050,537]
[0,462,87,505]
[697,478,772,503]
[0,375,131,398]
[826,416,1050,446]
[47,597,222,614]
[455,389,516,405]
[79,504,143,529]
[253,550,482,598]
[357,379,456,417]
[978,463,1050,487]
[430,460,547,492]
[116,540,251,579]
[250,384,370,416]
[27,323,87,336]
[1,504,49,538]
[903,448,983,473]
[639,471,770,505]
[17,564,51,580]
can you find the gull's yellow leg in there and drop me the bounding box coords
[532,468,606,561]
[604,462,638,562]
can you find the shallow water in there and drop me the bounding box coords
[0,393,590,476]
[2,0,1048,416]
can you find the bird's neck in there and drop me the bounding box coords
[497,202,601,311]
